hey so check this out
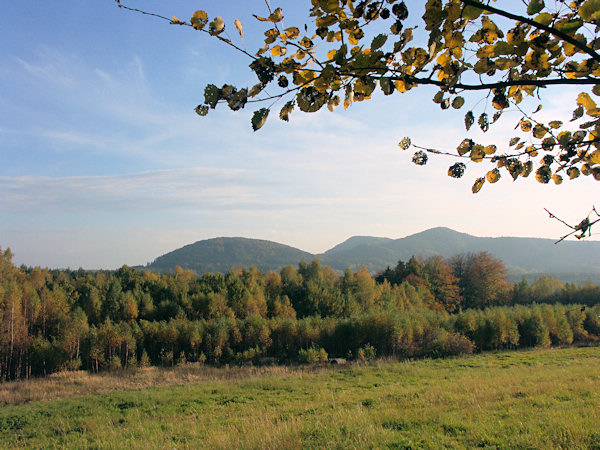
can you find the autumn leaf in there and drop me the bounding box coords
[472,177,485,193]
[252,108,270,131]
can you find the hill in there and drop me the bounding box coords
[143,228,600,281]
[146,237,312,274]
[319,227,600,278]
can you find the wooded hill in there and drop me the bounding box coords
[143,227,600,281]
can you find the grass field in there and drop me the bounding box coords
[2,347,600,448]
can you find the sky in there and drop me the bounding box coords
[1,1,599,270]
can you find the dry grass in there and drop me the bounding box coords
[0,362,347,407]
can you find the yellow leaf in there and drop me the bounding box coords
[191,10,208,30]
[436,52,451,66]
[577,92,597,111]
[582,163,592,175]
[327,49,337,60]
[470,144,485,162]
[552,174,563,185]
[520,120,532,132]
[588,150,600,164]
[234,19,244,39]
[472,177,485,193]
[567,167,580,179]
[284,27,300,39]
[486,169,501,183]
[587,107,600,117]
[271,45,287,57]
[394,80,409,93]
[483,145,497,155]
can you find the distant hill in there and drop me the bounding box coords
[146,237,312,274]
[143,228,600,282]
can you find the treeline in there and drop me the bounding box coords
[1,247,599,380]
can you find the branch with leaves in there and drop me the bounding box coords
[545,206,600,243]
[117,0,600,239]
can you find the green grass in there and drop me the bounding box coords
[2,347,600,448]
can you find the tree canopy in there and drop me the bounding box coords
[116,0,600,234]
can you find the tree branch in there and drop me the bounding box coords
[459,0,600,63]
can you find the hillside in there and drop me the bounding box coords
[143,227,600,280]
[146,237,312,274]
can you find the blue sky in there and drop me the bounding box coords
[1,1,598,269]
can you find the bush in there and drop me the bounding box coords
[421,330,474,358]
[298,346,328,363]
[139,350,151,367]
[62,358,82,371]
[357,343,377,361]
[107,355,122,371]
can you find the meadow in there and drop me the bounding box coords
[1,346,600,448]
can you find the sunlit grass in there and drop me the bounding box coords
[2,347,600,448]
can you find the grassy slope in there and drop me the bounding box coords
[2,347,600,448]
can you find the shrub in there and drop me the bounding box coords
[139,350,151,367]
[107,355,122,371]
[357,343,377,361]
[63,358,82,371]
[298,346,328,363]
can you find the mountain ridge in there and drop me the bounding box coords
[142,227,600,282]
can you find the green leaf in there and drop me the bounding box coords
[227,88,248,111]
[463,5,483,20]
[533,124,547,139]
[296,86,327,112]
[478,113,489,132]
[527,0,545,16]
[452,96,465,109]
[579,0,600,22]
[555,18,583,34]
[380,77,394,95]
[465,111,475,131]
[251,108,270,131]
[521,161,533,178]
[195,105,209,116]
[371,34,388,51]
[204,84,220,109]
[534,12,553,26]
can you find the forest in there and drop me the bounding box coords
[1,247,599,381]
